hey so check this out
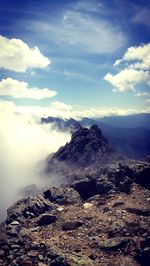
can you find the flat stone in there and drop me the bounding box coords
[10,221,20,226]
[27,251,38,257]
[83,203,93,209]
[57,207,64,212]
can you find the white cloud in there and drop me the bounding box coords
[136,92,150,97]
[76,107,150,118]
[51,101,73,112]
[114,43,150,70]
[104,69,150,92]
[0,77,57,99]
[31,10,126,54]
[105,43,150,92]
[0,35,50,72]
[0,99,71,221]
[0,100,77,122]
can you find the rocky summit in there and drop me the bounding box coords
[0,125,150,266]
[46,125,123,174]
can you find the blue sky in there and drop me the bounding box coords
[0,0,150,118]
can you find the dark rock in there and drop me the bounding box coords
[37,214,57,226]
[96,179,114,194]
[136,247,150,266]
[119,176,132,193]
[61,220,83,231]
[47,125,122,170]
[15,256,33,266]
[47,247,60,260]
[71,178,96,200]
[125,208,150,216]
[6,195,54,224]
[112,202,124,208]
[99,237,131,251]
[10,244,20,250]
[6,229,19,238]
[133,165,150,189]
[50,256,70,266]
[108,220,125,237]
[44,187,81,204]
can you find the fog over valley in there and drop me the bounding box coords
[0,109,70,222]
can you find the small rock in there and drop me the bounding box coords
[16,256,33,266]
[30,241,40,250]
[10,245,20,250]
[10,221,20,226]
[83,203,93,209]
[37,214,57,226]
[57,207,64,212]
[50,256,70,266]
[38,254,44,261]
[20,228,30,237]
[27,251,38,257]
[38,263,47,266]
[62,220,83,231]
[7,229,19,238]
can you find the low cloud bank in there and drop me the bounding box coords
[0,106,70,222]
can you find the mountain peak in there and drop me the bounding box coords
[50,125,122,168]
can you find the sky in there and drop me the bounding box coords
[0,0,150,221]
[0,0,150,118]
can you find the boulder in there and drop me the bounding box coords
[37,214,57,226]
[71,178,96,200]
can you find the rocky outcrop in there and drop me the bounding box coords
[0,176,150,265]
[47,125,123,171]
[0,179,149,266]
[6,195,55,224]
[43,187,82,205]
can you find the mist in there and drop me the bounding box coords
[0,109,71,222]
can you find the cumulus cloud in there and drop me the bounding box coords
[104,69,150,92]
[114,43,150,70]
[0,35,50,72]
[0,100,70,221]
[104,43,150,92]
[0,78,57,99]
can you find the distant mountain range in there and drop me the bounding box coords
[41,113,150,159]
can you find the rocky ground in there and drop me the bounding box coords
[0,162,150,266]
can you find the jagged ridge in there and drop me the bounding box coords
[49,125,122,169]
